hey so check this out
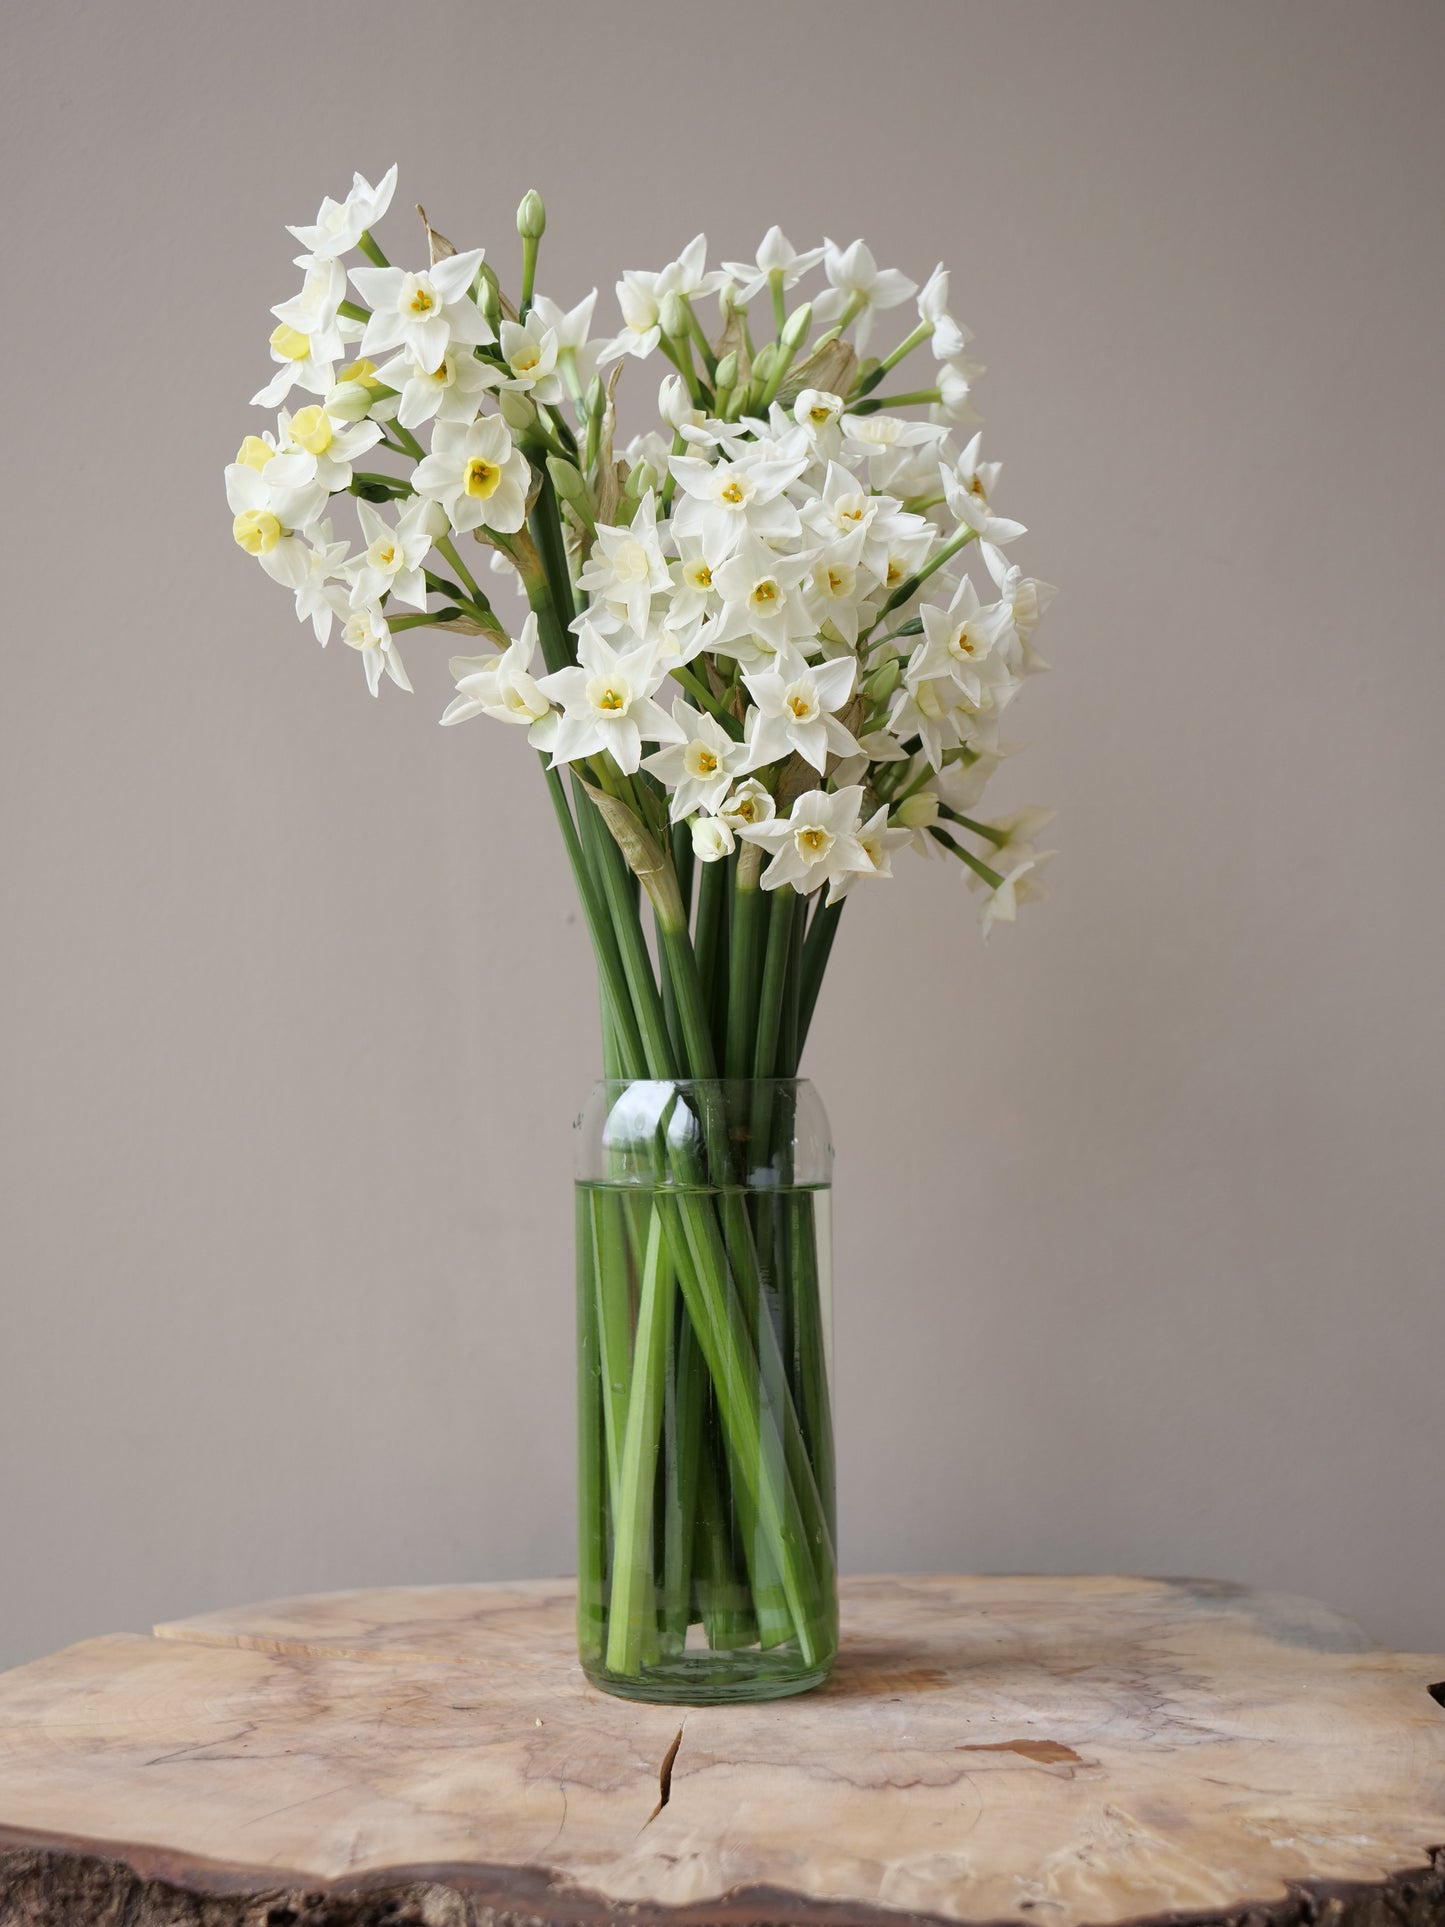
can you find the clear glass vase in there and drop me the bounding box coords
[575,1078,837,1704]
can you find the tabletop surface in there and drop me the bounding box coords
[0,1573,1442,1927]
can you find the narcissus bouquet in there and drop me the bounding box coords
[224,166,1057,1698]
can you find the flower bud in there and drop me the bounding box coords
[863,657,901,704]
[657,373,693,430]
[583,374,605,421]
[691,816,736,862]
[714,351,738,394]
[477,263,502,331]
[659,291,690,342]
[780,301,813,352]
[546,454,594,522]
[516,189,546,241]
[895,792,939,830]
[750,342,778,385]
[497,389,536,434]
[624,459,658,502]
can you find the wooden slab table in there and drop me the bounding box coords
[0,1575,1441,1927]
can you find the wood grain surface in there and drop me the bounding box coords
[1,1574,1442,1927]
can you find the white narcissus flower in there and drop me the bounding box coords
[890,647,1018,769]
[719,779,777,831]
[791,389,847,464]
[933,358,985,427]
[722,227,825,305]
[916,264,972,361]
[974,845,1057,939]
[741,647,861,775]
[984,545,1058,673]
[441,613,556,747]
[813,239,918,353]
[225,459,328,584]
[535,621,685,776]
[530,290,602,396]
[411,415,531,535]
[669,450,804,555]
[290,521,351,643]
[373,344,492,431]
[711,535,817,659]
[288,166,398,259]
[251,318,345,408]
[272,256,348,344]
[485,314,564,405]
[272,398,383,493]
[940,433,1027,550]
[738,785,873,896]
[575,491,672,637]
[642,699,751,820]
[350,248,492,371]
[690,815,737,862]
[841,411,949,494]
[342,602,412,697]
[600,235,727,363]
[826,806,912,903]
[918,574,1018,705]
[346,497,440,612]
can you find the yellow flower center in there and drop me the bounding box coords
[288,405,334,456]
[597,685,626,712]
[751,579,778,606]
[465,457,501,499]
[826,569,846,595]
[733,797,758,822]
[369,540,398,570]
[954,625,975,655]
[690,562,712,589]
[697,749,718,774]
[840,504,864,522]
[269,323,312,362]
[795,825,834,859]
[235,436,274,472]
[787,693,814,719]
[513,346,541,375]
[720,481,745,505]
[233,509,282,555]
[886,558,904,584]
[407,283,436,315]
[809,405,832,423]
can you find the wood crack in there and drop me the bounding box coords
[643,1726,684,1829]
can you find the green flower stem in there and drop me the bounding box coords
[357,229,388,267]
[575,1187,606,1658]
[434,534,487,608]
[682,298,718,381]
[603,1206,676,1674]
[349,471,415,497]
[520,236,539,317]
[940,805,1009,846]
[794,898,845,1068]
[725,849,766,1079]
[545,769,645,1074]
[770,270,788,340]
[928,824,1004,888]
[589,1187,633,1521]
[873,525,977,627]
[389,420,427,460]
[693,857,728,1050]
[660,1303,706,1648]
[670,667,745,739]
[852,321,931,397]
[846,386,941,416]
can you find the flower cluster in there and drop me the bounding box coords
[225,168,1056,933]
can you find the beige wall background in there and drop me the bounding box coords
[2,0,1443,1672]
